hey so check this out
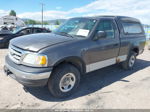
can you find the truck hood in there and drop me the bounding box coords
[10,33,74,52]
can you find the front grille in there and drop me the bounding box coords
[9,45,23,64]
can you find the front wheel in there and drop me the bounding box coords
[48,64,80,98]
[122,51,136,70]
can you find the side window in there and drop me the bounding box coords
[122,22,143,34]
[33,28,43,33]
[19,28,32,35]
[96,20,115,39]
[42,29,50,33]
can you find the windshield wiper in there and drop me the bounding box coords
[58,32,74,38]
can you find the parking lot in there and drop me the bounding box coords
[0,47,150,109]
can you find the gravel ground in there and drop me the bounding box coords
[0,48,150,109]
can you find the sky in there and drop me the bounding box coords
[0,0,150,24]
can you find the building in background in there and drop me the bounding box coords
[0,15,26,27]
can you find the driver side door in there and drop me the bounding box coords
[86,19,120,72]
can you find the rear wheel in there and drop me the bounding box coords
[48,63,80,98]
[122,51,136,70]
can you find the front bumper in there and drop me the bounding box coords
[4,55,52,87]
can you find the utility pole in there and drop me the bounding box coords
[41,3,45,28]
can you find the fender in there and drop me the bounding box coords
[53,56,86,74]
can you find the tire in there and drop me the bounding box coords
[48,63,80,98]
[122,51,136,70]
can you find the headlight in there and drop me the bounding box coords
[22,53,48,67]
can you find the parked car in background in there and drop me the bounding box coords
[0,27,51,48]
[4,16,146,98]
[0,26,12,34]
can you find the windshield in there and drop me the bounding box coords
[54,18,97,38]
[12,27,24,34]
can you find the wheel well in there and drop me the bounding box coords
[53,58,86,75]
[132,47,139,55]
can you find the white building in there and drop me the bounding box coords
[0,15,26,27]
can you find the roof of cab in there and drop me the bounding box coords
[72,15,141,23]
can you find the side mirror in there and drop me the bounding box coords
[94,31,106,41]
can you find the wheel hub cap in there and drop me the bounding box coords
[59,73,76,92]
[129,55,135,67]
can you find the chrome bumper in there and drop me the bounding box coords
[5,62,51,80]
[4,55,52,87]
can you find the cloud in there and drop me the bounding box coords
[18,10,69,20]
[0,10,9,17]
[1,0,150,24]
[72,0,150,24]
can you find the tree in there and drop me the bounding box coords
[24,19,49,25]
[28,20,37,25]
[55,20,60,25]
[24,21,28,25]
[25,19,37,25]
[9,10,16,16]
[43,21,49,25]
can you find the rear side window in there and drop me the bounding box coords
[33,28,43,33]
[19,28,32,35]
[122,22,143,34]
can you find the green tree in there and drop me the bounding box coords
[36,21,42,25]
[25,19,37,25]
[55,20,60,25]
[43,21,49,25]
[25,21,28,25]
[9,10,16,16]
[24,19,49,25]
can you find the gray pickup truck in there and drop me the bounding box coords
[4,16,146,98]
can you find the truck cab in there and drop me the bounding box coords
[4,16,146,98]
